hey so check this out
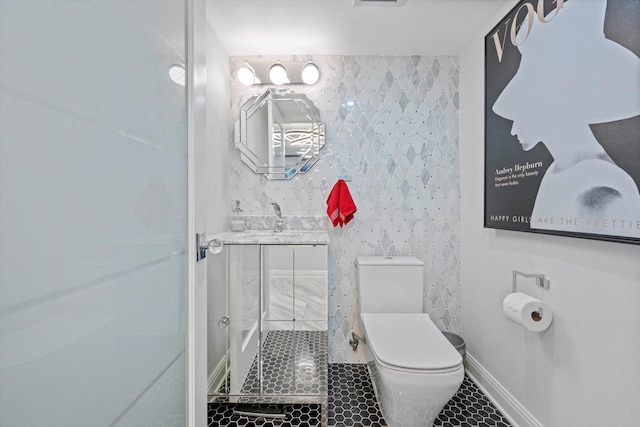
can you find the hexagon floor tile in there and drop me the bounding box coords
[209,363,512,426]
[327,363,384,427]
[209,402,323,427]
[241,330,328,396]
[434,375,512,427]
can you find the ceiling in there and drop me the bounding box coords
[206,0,512,56]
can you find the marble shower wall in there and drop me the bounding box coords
[229,55,460,363]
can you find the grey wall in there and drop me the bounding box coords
[229,55,461,363]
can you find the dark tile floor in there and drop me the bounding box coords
[209,402,323,427]
[210,363,512,426]
[434,376,512,427]
[327,363,384,426]
[241,330,328,396]
[328,364,512,427]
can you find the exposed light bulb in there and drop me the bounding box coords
[301,62,320,85]
[269,63,289,85]
[169,63,185,86]
[237,63,255,86]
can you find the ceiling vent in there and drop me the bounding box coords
[353,0,406,7]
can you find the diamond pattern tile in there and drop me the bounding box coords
[229,55,460,363]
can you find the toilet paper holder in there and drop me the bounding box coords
[512,270,550,293]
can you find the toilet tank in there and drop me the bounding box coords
[356,256,424,313]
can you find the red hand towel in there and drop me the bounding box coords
[326,179,357,227]
[326,180,342,227]
[338,180,357,226]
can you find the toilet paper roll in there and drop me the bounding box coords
[503,292,552,332]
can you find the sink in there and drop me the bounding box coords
[215,229,330,245]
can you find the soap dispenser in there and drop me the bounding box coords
[230,200,246,232]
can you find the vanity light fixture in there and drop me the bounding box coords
[237,63,256,86]
[168,63,186,86]
[269,63,289,85]
[301,62,320,85]
[238,61,321,86]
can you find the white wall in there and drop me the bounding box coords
[459,2,640,426]
[190,0,211,424]
[203,20,231,390]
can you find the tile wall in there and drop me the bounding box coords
[229,55,460,363]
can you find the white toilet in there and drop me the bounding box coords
[356,256,464,427]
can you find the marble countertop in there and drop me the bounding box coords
[213,229,330,245]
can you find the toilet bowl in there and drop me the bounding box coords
[356,256,464,427]
[361,313,464,426]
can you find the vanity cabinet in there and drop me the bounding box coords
[223,243,328,399]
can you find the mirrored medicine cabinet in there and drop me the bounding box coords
[235,88,325,180]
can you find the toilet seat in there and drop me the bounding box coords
[361,313,463,373]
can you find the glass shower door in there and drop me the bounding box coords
[0,1,188,426]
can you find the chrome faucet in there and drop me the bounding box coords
[270,202,284,232]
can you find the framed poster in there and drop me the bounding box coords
[484,0,640,244]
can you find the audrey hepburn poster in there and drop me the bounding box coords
[484,0,640,244]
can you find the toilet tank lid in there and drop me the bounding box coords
[356,256,424,267]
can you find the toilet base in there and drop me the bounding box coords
[367,358,464,427]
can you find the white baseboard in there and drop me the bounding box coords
[465,353,543,427]
[207,351,229,395]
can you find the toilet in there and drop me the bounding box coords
[356,256,464,427]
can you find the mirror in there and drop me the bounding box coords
[235,88,325,180]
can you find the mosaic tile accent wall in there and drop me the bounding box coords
[229,55,460,363]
